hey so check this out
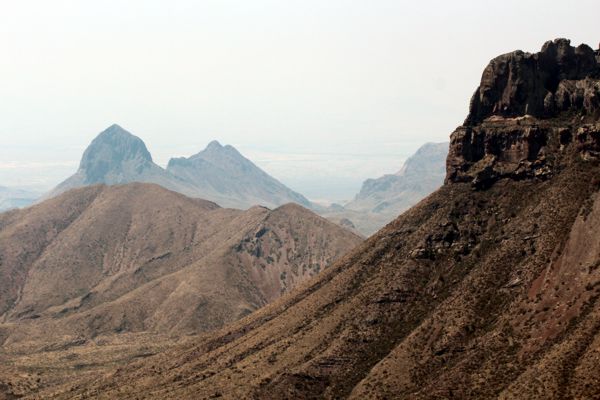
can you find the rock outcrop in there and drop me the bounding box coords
[447,39,600,189]
[466,38,600,124]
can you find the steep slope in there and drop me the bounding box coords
[0,183,361,347]
[0,186,39,211]
[167,141,313,209]
[321,142,448,236]
[40,38,600,400]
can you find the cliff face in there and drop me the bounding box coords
[447,38,600,189]
[466,38,600,124]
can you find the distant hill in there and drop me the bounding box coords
[167,140,312,209]
[0,183,361,345]
[0,186,40,212]
[346,142,448,214]
[48,125,313,210]
[321,142,448,235]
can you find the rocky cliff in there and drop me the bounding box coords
[448,38,600,189]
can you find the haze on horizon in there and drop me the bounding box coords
[0,0,598,202]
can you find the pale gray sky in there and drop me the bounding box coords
[1,0,598,201]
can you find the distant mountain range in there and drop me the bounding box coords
[0,186,40,212]
[41,124,447,237]
[322,142,448,235]
[48,124,312,210]
[0,183,361,344]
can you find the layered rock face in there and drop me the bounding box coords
[448,39,600,189]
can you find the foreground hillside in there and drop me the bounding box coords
[0,183,361,348]
[19,38,599,400]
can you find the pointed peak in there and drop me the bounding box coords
[200,140,244,159]
[206,140,223,150]
[100,123,130,136]
[79,125,153,181]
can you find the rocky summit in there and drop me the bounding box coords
[466,38,600,124]
[448,38,600,189]
[48,124,196,199]
[78,124,154,183]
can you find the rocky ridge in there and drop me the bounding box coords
[166,140,312,209]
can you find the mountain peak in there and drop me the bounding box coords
[78,125,154,183]
[206,140,223,150]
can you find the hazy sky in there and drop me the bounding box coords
[1,0,598,201]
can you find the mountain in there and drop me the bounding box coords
[346,142,447,214]
[0,183,361,347]
[33,38,600,399]
[321,142,448,236]
[48,124,197,199]
[48,125,314,211]
[167,140,312,209]
[0,186,40,212]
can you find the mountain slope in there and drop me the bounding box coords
[321,142,447,236]
[346,142,447,214]
[41,38,600,399]
[0,183,361,346]
[167,141,312,209]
